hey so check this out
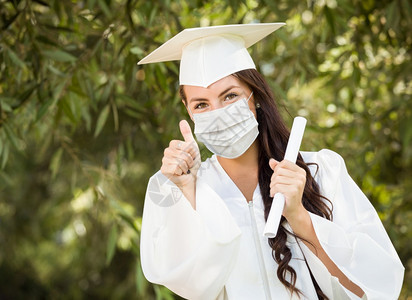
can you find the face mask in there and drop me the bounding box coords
[192,92,259,159]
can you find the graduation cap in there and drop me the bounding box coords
[138,23,285,88]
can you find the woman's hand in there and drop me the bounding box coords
[268,158,307,221]
[160,120,201,208]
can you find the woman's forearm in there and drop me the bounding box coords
[288,208,365,298]
[178,180,196,210]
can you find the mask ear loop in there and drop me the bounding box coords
[246,91,261,109]
[246,91,254,102]
[185,102,194,120]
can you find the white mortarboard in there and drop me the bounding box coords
[138,23,285,88]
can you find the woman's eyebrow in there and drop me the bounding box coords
[189,97,208,103]
[218,85,240,97]
[188,85,241,103]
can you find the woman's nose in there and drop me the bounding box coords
[210,100,224,111]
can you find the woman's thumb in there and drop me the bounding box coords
[269,158,278,170]
[179,120,195,143]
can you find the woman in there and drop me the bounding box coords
[138,23,404,299]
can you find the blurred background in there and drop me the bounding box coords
[0,0,411,299]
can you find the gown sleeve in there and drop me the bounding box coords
[300,149,404,300]
[140,171,241,300]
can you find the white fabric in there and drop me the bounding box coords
[193,96,258,159]
[140,149,404,300]
[137,23,285,87]
[180,34,255,87]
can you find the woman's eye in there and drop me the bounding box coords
[194,102,208,110]
[224,93,238,101]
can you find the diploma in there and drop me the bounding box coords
[263,116,307,238]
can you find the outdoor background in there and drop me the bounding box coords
[0,0,411,299]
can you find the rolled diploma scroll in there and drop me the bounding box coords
[263,116,307,238]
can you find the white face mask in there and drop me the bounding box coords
[191,92,259,159]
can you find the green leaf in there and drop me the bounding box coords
[47,64,67,77]
[106,224,118,266]
[87,0,97,10]
[1,144,9,170]
[35,34,59,47]
[17,83,38,105]
[94,105,110,137]
[353,64,361,84]
[37,98,56,120]
[37,78,68,120]
[117,94,146,112]
[148,6,158,27]
[59,98,77,123]
[130,46,144,55]
[401,0,412,24]
[100,81,113,102]
[136,261,148,296]
[98,0,112,17]
[386,0,400,30]
[154,285,175,300]
[118,212,139,233]
[53,79,68,101]
[3,123,20,151]
[111,101,118,131]
[116,144,123,176]
[400,114,412,149]
[324,6,336,36]
[82,107,92,132]
[0,170,13,185]
[7,48,26,69]
[42,50,77,62]
[271,81,288,101]
[50,148,63,179]
[0,101,12,112]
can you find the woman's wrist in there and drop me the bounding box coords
[177,177,197,209]
[286,205,313,239]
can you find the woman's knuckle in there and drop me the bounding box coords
[164,148,171,156]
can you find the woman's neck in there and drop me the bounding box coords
[217,140,259,178]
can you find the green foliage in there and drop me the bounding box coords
[0,0,411,298]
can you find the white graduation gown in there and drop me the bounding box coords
[140,149,404,300]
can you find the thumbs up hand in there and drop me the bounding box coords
[160,120,201,202]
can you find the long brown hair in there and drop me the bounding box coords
[180,69,332,298]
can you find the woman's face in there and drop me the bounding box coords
[182,75,257,119]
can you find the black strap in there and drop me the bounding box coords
[295,237,329,300]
